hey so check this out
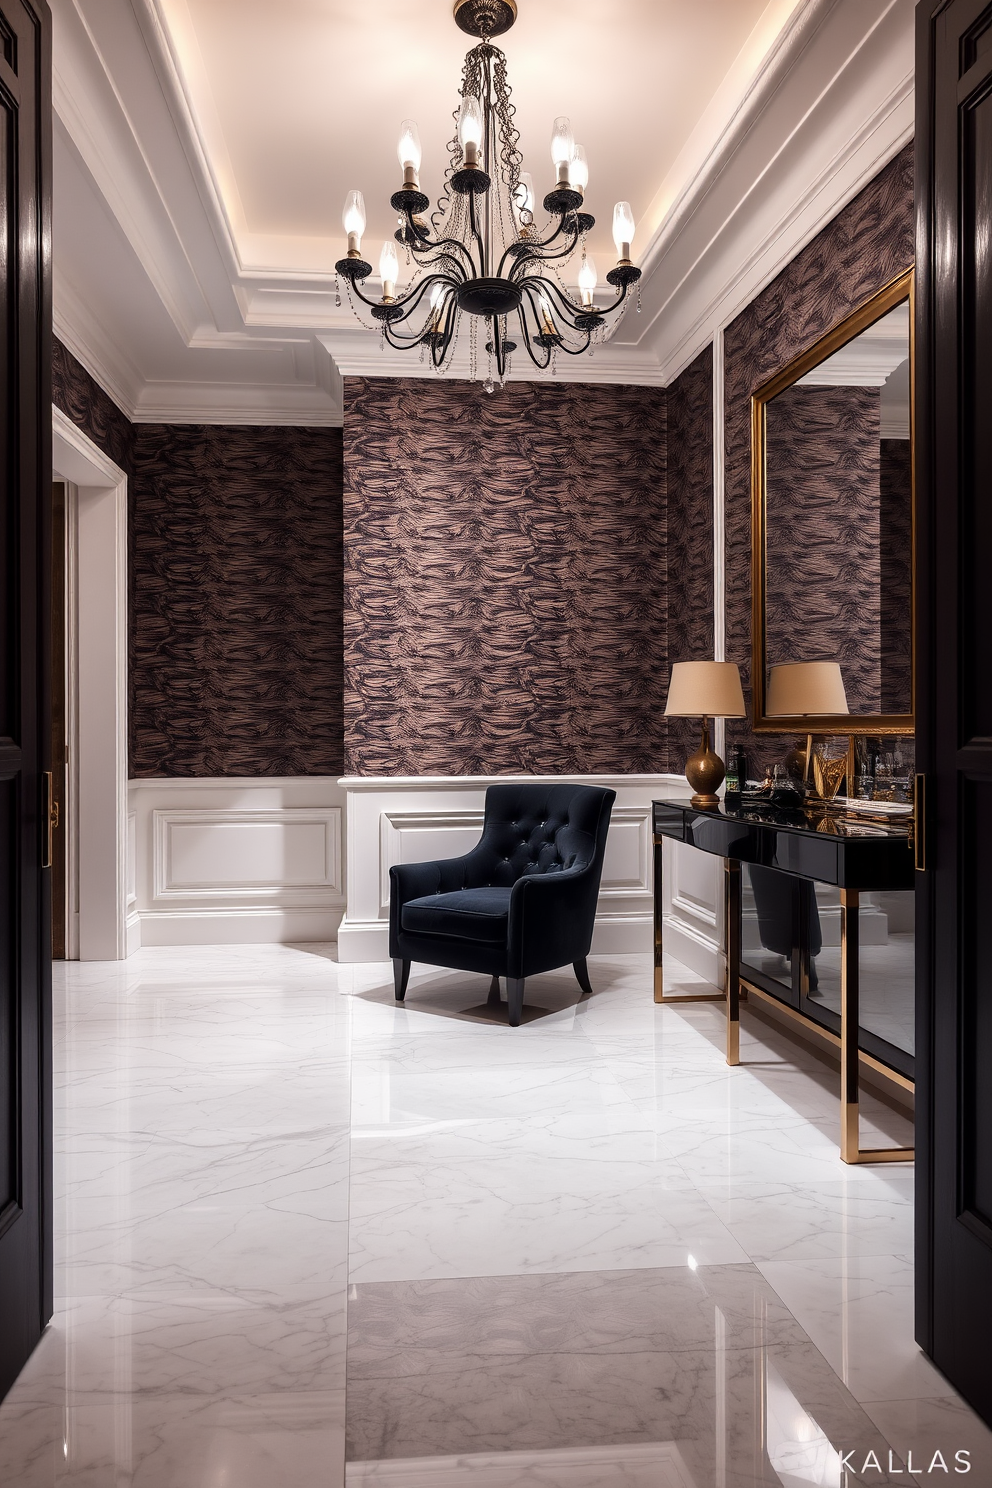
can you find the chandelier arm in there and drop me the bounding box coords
[506,234,581,283]
[550,331,594,356]
[522,274,591,324]
[521,225,584,272]
[518,285,555,370]
[432,298,459,366]
[499,217,578,280]
[389,274,461,323]
[406,216,477,273]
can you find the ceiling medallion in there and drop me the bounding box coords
[334,0,641,390]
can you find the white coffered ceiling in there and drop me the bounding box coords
[52,0,916,425]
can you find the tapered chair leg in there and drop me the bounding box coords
[393,958,411,1003]
[573,958,594,997]
[506,977,525,1027]
[488,975,502,1006]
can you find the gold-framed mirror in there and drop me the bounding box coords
[751,268,914,735]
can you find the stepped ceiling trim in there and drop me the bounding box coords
[53,0,915,423]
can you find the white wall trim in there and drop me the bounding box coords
[712,325,728,765]
[53,406,129,961]
[336,773,712,968]
[129,778,347,947]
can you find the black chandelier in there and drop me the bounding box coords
[334,0,642,390]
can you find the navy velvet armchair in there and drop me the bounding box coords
[388,782,616,1026]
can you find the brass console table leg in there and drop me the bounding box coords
[652,835,726,1004]
[840,886,914,1165]
[726,858,741,1065]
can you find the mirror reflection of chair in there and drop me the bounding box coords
[748,865,822,991]
[388,782,615,1027]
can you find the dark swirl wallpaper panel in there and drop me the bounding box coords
[723,142,914,763]
[880,438,913,714]
[765,384,882,712]
[343,377,668,777]
[52,339,134,475]
[666,344,714,766]
[129,424,344,777]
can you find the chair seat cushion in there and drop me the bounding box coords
[401,886,511,942]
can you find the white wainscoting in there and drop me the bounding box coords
[337,773,718,969]
[128,778,346,948]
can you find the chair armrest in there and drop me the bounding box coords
[389,856,476,957]
[390,856,473,904]
[506,864,600,978]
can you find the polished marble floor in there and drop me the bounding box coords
[0,946,990,1485]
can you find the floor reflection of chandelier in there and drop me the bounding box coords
[334,0,642,391]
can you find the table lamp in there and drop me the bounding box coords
[766,661,849,791]
[665,661,747,808]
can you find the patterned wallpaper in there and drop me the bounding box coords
[343,378,668,777]
[52,340,345,778]
[666,344,714,766]
[129,425,344,777]
[52,340,134,475]
[765,384,881,713]
[723,142,915,767]
[879,438,913,714]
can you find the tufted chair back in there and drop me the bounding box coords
[462,782,612,890]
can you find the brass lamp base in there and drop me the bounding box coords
[685,719,725,809]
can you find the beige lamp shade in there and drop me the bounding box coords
[665,661,746,718]
[766,661,849,716]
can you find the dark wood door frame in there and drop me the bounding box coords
[0,0,53,1406]
[915,0,992,1425]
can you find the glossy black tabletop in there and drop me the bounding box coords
[653,797,915,890]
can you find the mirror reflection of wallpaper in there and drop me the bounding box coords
[765,383,883,713]
[723,142,914,756]
[763,297,912,716]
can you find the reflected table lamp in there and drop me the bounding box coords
[665,661,747,808]
[766,661,849,791]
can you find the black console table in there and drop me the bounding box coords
[652,798,916,1164]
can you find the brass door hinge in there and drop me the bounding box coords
[42,771,59,869]
[913,773,926,872]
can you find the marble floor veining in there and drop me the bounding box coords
[0,946,990,1485]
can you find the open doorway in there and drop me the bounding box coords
[51,408,130,961]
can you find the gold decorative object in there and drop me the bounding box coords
[665,661,747,808]
[812,749,848,800]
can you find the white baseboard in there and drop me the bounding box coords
[138,905,344,947]
[664,915,726,988]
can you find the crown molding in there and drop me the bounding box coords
[627,0,915,383]
[53,0,917,418]
[53,268,140,418]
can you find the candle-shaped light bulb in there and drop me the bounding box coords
[379,240,399,300]
[516,172,536,219]
[538,292,555,332]
[457,95,484,167]
[342,190,366,255]
[396,119,422,186]
[612,200,636,260]
[430,282,446,310]
[577,254,597,306]
[550,116,575,184]
[571,145,589,196]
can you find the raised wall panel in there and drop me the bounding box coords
[154,809,341,901]
[129,779,347,947]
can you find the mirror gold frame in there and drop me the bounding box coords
[750,267,915,736]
